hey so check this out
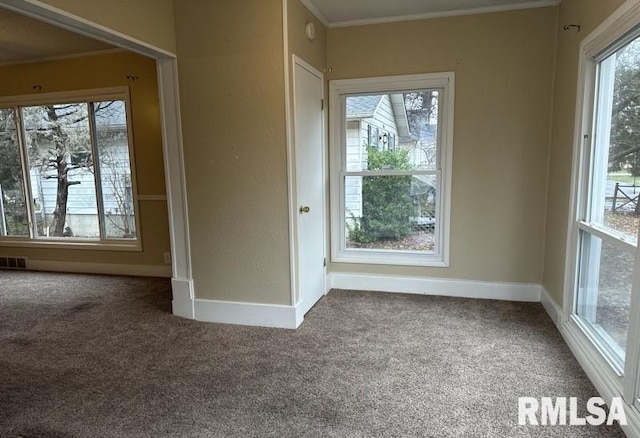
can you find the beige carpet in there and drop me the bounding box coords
[0,271,626,437]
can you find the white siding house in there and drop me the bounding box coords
[30,128,134,238]
[345,94,410,220]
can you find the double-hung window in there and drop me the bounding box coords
[570,2,640,410]
[330,73,454,266]
[0,88,139,249]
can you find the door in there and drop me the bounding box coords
[293,57,325,316]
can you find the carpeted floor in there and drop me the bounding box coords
[0,271,626,437]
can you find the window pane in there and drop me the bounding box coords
[93,100,136,239]
[22,104,99,238]
[577,233,631,367]
[345,91,439,172]
[0,108,29,236]
[345,175,436,252]
[595,36,640,243]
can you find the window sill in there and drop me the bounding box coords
[0,238,142,252]
[333,249,448,267]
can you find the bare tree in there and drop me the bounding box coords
[23,101,120,237]
[23,104,92,236]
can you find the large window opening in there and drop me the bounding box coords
[330,73,454,266]
[570,8,640,412]
[0,89,138,247]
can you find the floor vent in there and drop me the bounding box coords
[0,257,27,269]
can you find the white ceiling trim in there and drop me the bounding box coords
[300,0,560,28]
[299,0,330,26]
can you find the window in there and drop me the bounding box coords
[0,88,138,248]
[330,73,454,266]
[570,2,640,410]
[574,35,640,371]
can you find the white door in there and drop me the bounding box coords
[293,57,325,316]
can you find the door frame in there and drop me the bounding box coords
[286,53,327,317]
[0,0,195,318]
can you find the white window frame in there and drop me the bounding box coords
[566,1,640,411]
[0,87,141,251]
[329,72,454,267]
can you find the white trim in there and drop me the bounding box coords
[194,299,302,329]
[171,277,195,319]
[541,287,564,327]
[283,0,297,308]
[328,273,541,302]
[156,59,193,283]
[26,259,171,277]
[0,239,140,251]
[137,195,168,202]
[298,0,330,27]
[578,221,637,252]
[329,72,454,268]
[332,251,448,267]
[312,0,560,28]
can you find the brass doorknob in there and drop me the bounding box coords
[299,206,310,213]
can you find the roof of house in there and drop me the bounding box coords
[346,94,411,137]
[346,95,382,118]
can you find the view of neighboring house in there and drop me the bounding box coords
[0,114,136,238]
[345,93,438,230]
[30,128,134,239]
[30,129,135,238]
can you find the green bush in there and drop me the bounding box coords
[350,146,414,243]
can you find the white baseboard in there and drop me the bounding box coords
[328,272,542,302]
[27,259,172,278]
[540,287,563,327]
[171,277,195,319]
[193,298,302,329]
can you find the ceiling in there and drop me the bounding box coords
[0,7,114,65]
[300,0,561,27]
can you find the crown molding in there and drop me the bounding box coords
[299,0,330,27]
[300,0,561,29]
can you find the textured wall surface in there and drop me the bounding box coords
[328,8,557,285]
[542,0,626,305]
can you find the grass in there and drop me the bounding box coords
[608,173,640,184]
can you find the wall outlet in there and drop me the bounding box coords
[163,252,172,264]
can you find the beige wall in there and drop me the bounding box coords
[542,0,626,304]
[174,0,291,304]
[328,8,557,284]
[33,0,176,54]
[0,51,171,267]
[287,0,327,73]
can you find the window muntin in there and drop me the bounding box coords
[0,90,138,247]
[331,73,453,266]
